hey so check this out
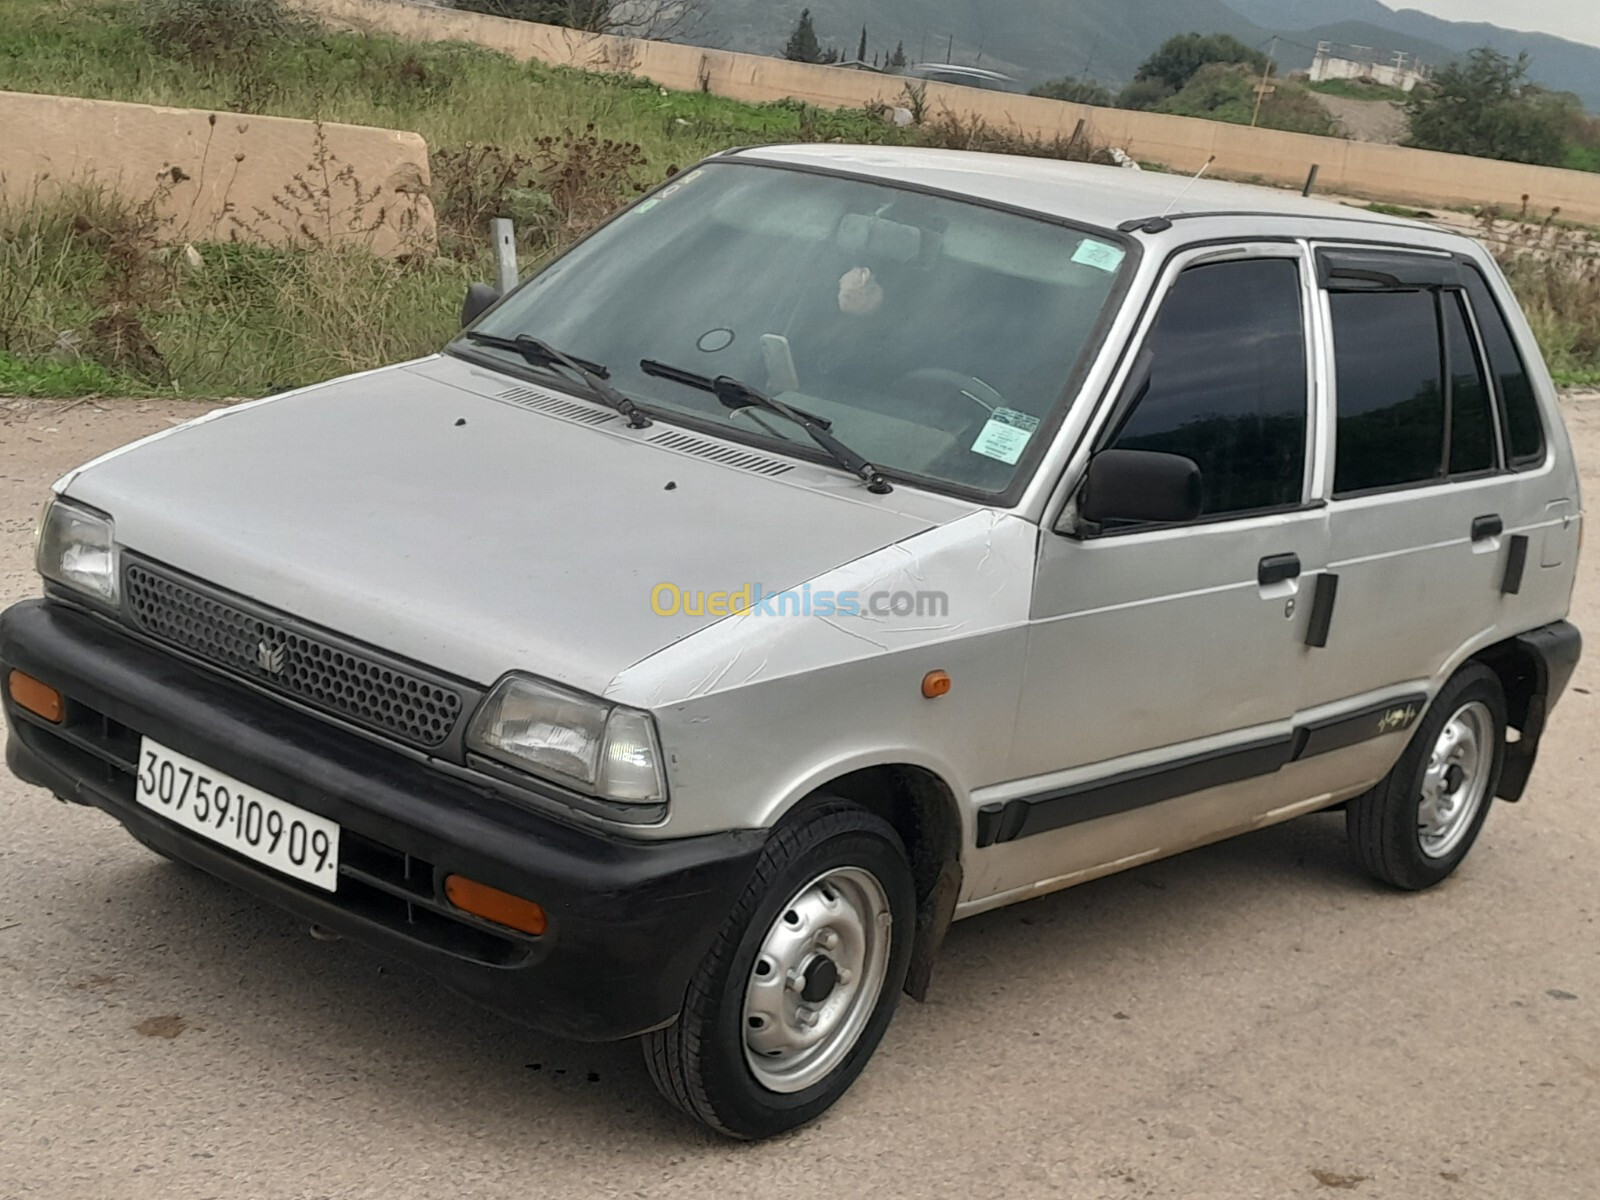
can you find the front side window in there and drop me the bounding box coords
[1104,257,1309,518]
[460,162,1130,497]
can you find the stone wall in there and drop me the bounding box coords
[0,91,435,256]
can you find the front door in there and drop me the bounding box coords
[968,245,1331,907]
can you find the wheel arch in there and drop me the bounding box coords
[1470,621,1582,801]
[788,763,965,1002]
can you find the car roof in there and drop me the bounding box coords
[731,144,1444,242]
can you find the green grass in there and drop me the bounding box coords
[0,1,906,176]
[0,0,1596,396]
[0,350,135,397]
[1308,78,1410,104]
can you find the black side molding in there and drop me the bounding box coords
[976,692,1427,849]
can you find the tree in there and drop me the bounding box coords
[888,41,907,70]
[1117,78,1175,111]
[1030,77,1114,106]
[453,0,700,39]
[1405,48,1570,166]
[857,25,867,64]
[1135,33,1269,93]
[784,8,822,63]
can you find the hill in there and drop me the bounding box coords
[694,0,1600,111]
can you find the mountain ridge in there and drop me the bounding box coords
[686,0,1600,112]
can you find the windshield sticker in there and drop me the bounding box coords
[1071,239,1127,274]
[971,408,1041,465]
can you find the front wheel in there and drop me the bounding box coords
[1346,662,1507,890]
[642,803,915,1139]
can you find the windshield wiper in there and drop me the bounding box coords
[463,332,651,429]
[641,359,892,495]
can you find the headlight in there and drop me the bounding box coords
[466,675,666,805]
[36,497,119,606]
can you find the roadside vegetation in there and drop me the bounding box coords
[0,0,1596,394]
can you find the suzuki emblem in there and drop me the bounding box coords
[256,640,287,675]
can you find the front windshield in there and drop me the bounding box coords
[461,161,1129,496]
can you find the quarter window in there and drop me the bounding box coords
[1106,258,1309,517]
[1463,271,1546,466]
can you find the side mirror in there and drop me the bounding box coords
[1079,448,1203,527]
[460,282,501,329]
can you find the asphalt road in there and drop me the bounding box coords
[1,396,1597,1200]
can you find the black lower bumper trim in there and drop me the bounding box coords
[2,598,765,1041]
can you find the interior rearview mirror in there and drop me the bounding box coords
[1078,448,1203,527]
[461,282,501,329]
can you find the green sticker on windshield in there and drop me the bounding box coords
[971,408,1041,465]
[1072,239,1126,274]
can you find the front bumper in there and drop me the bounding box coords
[1,598,764,1041]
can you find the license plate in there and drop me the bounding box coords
[133,738,340,892]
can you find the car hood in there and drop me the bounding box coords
[60,356,971,695]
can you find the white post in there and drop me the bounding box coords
[491,218,518,296]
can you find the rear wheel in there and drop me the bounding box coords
[642,803,915,1139]
[1346,662,1506,890]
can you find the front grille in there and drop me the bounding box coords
[122,559,465,749]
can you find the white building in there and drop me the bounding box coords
[1309,42,1430,92]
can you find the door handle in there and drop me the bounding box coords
[1258,553,1302,587]
[1472,514,1503,541]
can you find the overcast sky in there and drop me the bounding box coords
[1390,0,1600,48]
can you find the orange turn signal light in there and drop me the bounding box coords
[444,875,548,936]
[8,670,63,724]
[921,670,952,700]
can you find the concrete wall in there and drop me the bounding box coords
[303,0,1600,226]
[0,91,435,256]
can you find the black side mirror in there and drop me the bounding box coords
[461,282,501,329]
[1079,448,1203,526]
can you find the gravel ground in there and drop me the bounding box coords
[0,393,1597,1200]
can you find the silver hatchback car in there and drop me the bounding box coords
[3,147,1581,1138]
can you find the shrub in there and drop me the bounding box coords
[134,0,314,63]
[1030,78,1114,107]
[1135,33,1269,93]
[1487,209,1600,385]
[1158,63,1339,137]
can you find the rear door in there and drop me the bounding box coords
[1296,246,1576,789]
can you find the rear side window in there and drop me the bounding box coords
[1107,258,1308,517]
[1330,291,1446,494]
[1330,287,1505,495]
[1463,270,1546,467]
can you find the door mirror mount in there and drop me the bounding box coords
[1074,448,1203,531]
[461,282,501,329]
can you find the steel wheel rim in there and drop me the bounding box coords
[741,866,893,1094]
[1417,700,1493,860]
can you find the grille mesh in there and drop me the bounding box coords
[123,562,464,748]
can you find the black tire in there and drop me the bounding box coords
[642,802,915,1139]
[1346,662,1507,890]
